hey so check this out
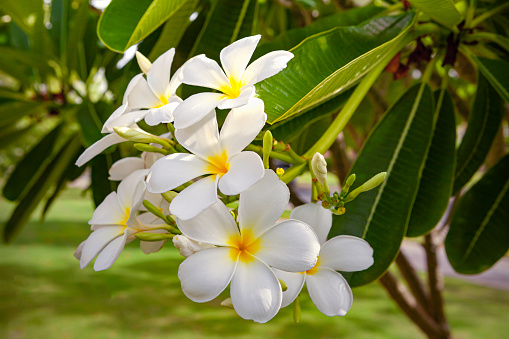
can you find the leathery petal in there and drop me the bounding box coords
[318,235,374,272]
[175,109,221,159]
[218,151,264,196]
[169,175,219,220]
[290,203,332,245]
[220,35,261,81]
[173,92,224,129]
[179,54,230,90]
[242,50,294,86]
[306,268,353,317]
[272,268,306,308]
[75,133,125,167]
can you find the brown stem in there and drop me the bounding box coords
[395,250,430,311]
[329,137,350,182]
[424,232,450,337]
[379,271,447,339]
[287,180,305,207]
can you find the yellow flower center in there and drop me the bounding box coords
[206,151,230,176]
[305,257,320,275]
[219,77,243,99]
[152,95,169,108]
[120,208,131,226]
[228,229,261,263]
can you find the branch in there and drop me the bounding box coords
[395,249,430,311]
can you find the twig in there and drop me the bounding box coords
[395,250,430,311]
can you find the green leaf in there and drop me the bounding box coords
[90,153,118,207]
[330,83,435,287]
[148,0,199,61]
[97,0,194,53]
[0,123,36,150]
[77,101,105,147]
[474,56,509,104]
[257,13,416,124]
[0,101,47,127]
[446,154,509,274]
[2,134,81,243]
[453,72,504,194]
[406,89,456,237]
[1,0,44,33]
[407,0,462,29]
[3,123,64,202]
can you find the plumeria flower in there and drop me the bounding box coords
[273,203,374,317]
[172,234,215,258]
[173,35,293,129]
[147,98,266,220]
[176,170,320,323]
[75,170,168,271]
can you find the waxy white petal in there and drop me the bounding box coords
[177,200,239,246]
[178,247,237,302]
[319,235,374,272]
[218,151,264,195]
[169,175,219,220]
[242,50,294,86]
[147,153,209,193]
[147,48,174,97]
[180,54,230,90]
[88,192,125,226]
[291,203,332,245]
[256,219,319,272]
[144,97,181,126]
[272,268,306,308]
[93,233,128,271]
[306,268,353,316]
[109,157,145,181]
[80,226,125,269]
[74,240,85,260]
[75,133,125,167]
[105,110,147,129]
[216,86,254,110]
[219,97,266,155]
[128,77,160,108]
[173,92,224,129]
[175,110,221,159]
[238,170,289,238]
[220,35,260,81]
[102,104,128,133]
[230,257,282,323]
[116,170,148,223]
[140,240,166,254]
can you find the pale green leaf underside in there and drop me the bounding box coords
[408,0,463,29]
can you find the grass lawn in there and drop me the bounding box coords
[1,189,508,338]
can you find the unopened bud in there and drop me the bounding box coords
[114,126,171,149]
[135,51,152,74]
[262,130,273,169]
[220,298,234,308]
[311,153,328,186]
[346,172,387,202]
[172,235,214,258]
[135,232,174,241]
[279,278,288,292]
[133,143,168,155]
[161,191,178,204]
[276,168,285,178]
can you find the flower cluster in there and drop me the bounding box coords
[74,35,374,323]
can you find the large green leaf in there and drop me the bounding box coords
[453,72,504,194]
[1,0,44,33]
[0,101,47,127]
[407,90,456,237]
[407,0,462,29]
[77,101,105,147]
[91,153,118,207]
[98,0,193,52]
[2,134,81,243]
[330,83,435,287]
[474,56,509,104]
[446,154,509,274]
[257,13,415,124]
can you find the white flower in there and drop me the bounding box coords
[146,98,266,220]
[173,35,293,129]
[75,170,167,271]
[273,203,374,317]
[176,170,320,323]
[172,234,214,257]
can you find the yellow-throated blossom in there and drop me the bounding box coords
[273,203,374,317]
[176,170,320,323]
[173,35,293,129]
[146,98,266,220]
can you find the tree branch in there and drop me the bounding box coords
[395,249,430,311]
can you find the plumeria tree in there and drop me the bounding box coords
[1,0,509,337]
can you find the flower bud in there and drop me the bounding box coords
[114,127,171,149]
[136,51,152,74]
[220,298,233,308]
[311,152,328,186]
[135,232,174,241]
[262,130,273,169]
[172,235,214,258]
[346,172,387,201]
[161,191,178,204]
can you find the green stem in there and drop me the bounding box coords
[245,144,298,164]
[470,2,509,28]
[464,32,509,53]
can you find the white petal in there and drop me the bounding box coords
[177,200,239,246]
[306,268,353,316]
[178,247,237,302]
[140,240,166,254]
[219,97,266,155]
[175,110,221,158]
[291,203,332,245]
[109,157,145,181]
[173,92,224,129]
[220,35,261,82]
[123,73,145,104]
[180,54,229,90]
[116,169,148,215]
[143,150,164,169]
[216,86,254,110]
[230,257,282,323]
[128,77,160,108]
[256,219,319,272]
[169,175,219,220]
[172,235,215,257]
[144,97,181,126]
[75,133,125,167]
[218,151,264,195]
[319,235,374,272]
[80,226,125,269]
[242,50,294,86]
[272,268,306,308]
[238,169,289,238]
[147,48,174,97]
[93,233,128,271]
[102,104,128,133]
[168,66,183,96]
[74,240,86,260]
[88,192,125,225]
[105,110,148,129]
[146,153,209,193]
